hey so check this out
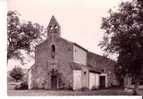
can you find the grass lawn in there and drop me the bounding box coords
[8,83,143,96]
[7,89,132,96]
[8,88,138,96]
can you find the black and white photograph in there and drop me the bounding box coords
[7,0,143,96]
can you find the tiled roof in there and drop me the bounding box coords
[70,62,101,73]
[87,51,116,64]
[70,62,83,70]
[87,52,117,74]
[73,43,88,52]
[87,64,101,73]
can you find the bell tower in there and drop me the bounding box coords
[47,16,61,37]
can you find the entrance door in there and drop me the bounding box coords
[99,76,105,88]
[51,75,57,89]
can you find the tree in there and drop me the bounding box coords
[99,0,143,94]
[10,67,24,82]
[7,10,45,61]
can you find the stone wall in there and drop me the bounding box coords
[73,45,87,65]
[81,67,89,89]
[30,36,74,89]
[87,52,119,87]
[89,72,100,89]
[73,70,82,90]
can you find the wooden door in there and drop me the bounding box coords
[100,76,105,88]
[51,75,57,89]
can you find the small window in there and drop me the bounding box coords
[53,25,59,33]
[84,71,86,75]
[51,45,55,59]
[54,25,58,29]
[49,26,53,30]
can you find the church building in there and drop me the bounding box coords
[28,16,119,90]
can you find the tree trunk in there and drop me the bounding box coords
[124,74,130,89]
[133,77,139,95]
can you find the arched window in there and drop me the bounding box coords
[53,25,59,33]
[51,45,55,59]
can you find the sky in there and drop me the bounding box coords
[7,0,129,70]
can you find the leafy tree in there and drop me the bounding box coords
[7,10,45,61]
[99,0,143,94]
[10,67,24,82]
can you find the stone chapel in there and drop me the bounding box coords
[27,16,119,90]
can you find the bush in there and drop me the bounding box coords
[91,86,97,90]
[15,81,28,90]
[67,85,73,90]
[10,67,24,82]
[58,84,73,90]
[81,87,89,91]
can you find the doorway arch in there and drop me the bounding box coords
[50,69,58,89]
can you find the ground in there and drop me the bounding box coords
[7,89,130,96]
[8,83,143,96]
